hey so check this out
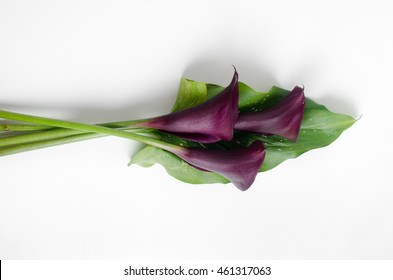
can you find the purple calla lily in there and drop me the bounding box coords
[235,86,305,141]
[135,71,239,143]
[171,140,266,191]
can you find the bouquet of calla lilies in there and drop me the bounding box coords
[0,69,355,191]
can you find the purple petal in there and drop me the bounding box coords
[136,71,239,143]
[235,86,305,141]
[173,141,266,191]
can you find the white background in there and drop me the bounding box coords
[0,0,392,259]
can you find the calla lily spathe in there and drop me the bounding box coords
[135,71,239,143]
[172,141,266,191]
[235,86,305,141]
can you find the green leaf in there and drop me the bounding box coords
[130,80,356,185]
[208,82,288,112]
[171,78,207,112]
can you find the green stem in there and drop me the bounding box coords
[0,128,81,147]
[0,129,154,156]
[0,110,180,153]
[0,126,148,147]
[0,119,148,147]
[0,133,103,156]
[0,123,52,132]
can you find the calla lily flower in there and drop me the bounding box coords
[235,86,305,141]
[135,71,239,143]
[171,140,266,191]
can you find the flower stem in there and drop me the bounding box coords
[0,119,149,147]
[0,123,52,132]
[0,133,102,156]
[0,110,180,153]
[0,125,149,147]
[0,129,154,156]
